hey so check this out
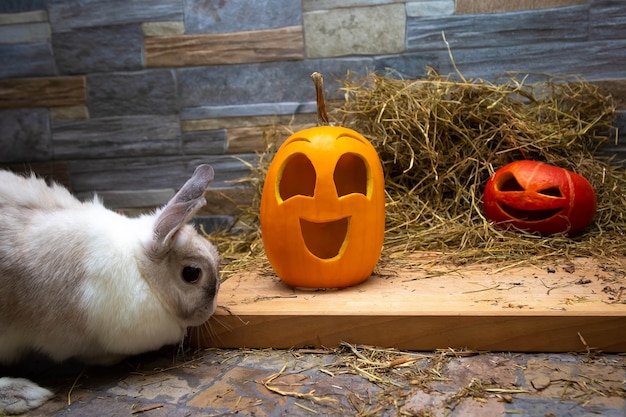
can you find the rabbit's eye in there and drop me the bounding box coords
[182,266,202,284]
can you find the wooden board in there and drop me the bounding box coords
[191,255,626,352]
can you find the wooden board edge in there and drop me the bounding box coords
[190,314,626,353]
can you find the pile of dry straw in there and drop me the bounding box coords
[212,68,625,272]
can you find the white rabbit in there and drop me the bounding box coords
[0,164,220,414]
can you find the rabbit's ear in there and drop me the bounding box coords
[154,165,214,249]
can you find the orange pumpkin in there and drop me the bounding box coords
[260,126,385,288]
[483,160,596,236]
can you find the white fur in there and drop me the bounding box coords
[0,377,53,415]
[0,166,220,415]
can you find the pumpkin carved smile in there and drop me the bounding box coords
[299,217,350,259]
[496,202,562,223]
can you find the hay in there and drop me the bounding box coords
[212,68,626,275]
[336,68,624,265]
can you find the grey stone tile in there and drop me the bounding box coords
[407,5,589,51]
[51,115,181,159]
[0,0,45,13]
[67,154,256,192]
[590,0,626,40]
[47,0,183,33]
[52,24,143,75]
[176,57,374,108]
[87,70,178,118]
[0,42,55,79]
[181,102,317,120]
[373,52,440,79]
[0,22,50,44]
[438,40,626,82]
[0,108,50,163]
[303,3,406,58]
[406,0,454,17]
[511,397,626,417]
[183,0,301,34]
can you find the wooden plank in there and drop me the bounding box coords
[0,76,86,108]
[144,26,304,67]
[454,0,587,14]
[191,255,626,352]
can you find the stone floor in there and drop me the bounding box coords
[5,344,626,416]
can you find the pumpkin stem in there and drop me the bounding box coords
[311,72,330,126]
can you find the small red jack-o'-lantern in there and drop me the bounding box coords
[260,125,385,288]
[483,160,596,236]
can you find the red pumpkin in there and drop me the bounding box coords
[260,126,385,288]
[483,160,596,236]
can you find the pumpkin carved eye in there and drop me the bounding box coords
[279,153,316,201]
[538,187,563,198]
[334,153,368,197]
[496,173,524,192]
[495,173,563,197]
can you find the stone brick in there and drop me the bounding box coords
[302,0,405,13]
[184,0,301,34]
[47,0,183,33]
[49,105,89,121]
[226,126,268,154]
[194,187,255,216]
[0,0,45,14]
[144,26,304,67]
[407,5,588,51]
[182,129,228,155]
[52,24,143,74]
[186,366,288,411]
[444,355,518,389]
[176,57,374,108]
[373,52,440,79]
[400,390,448,416]
[51,115,181,159]
[0,76,86,108]
[87,70,177,118]
[449,398,505,417]
[0,22,50,44]
[0,160,70,188]
[510,397,625,417]
[406,1,455,17]
[439,39,626,82]
[67,154,256,192]
[455,0,587,14]
[303,4,406,58]
[142,21,184,37]
[181,102,317,120]
[181,114,317,134]
[521,358,626,407]
[0,108,50,163]
[0,9,47,25]
[0,42,55,79]
[590,0,626,40]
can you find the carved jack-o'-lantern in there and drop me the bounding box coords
[260,126,385,288]
[483,160,596,236]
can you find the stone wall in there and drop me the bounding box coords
[0,0,624,223]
